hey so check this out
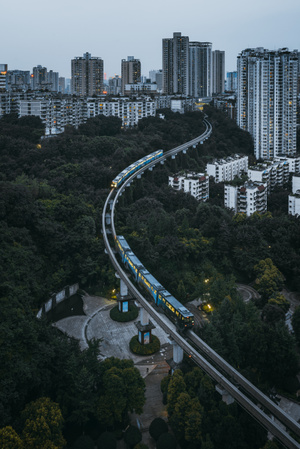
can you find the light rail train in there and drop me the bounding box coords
[111,150,163,188]
[116,234,194,329]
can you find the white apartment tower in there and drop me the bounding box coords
[237,48,298,160]
[189,42,212,98]
[71,52,104,96]
[162,32,189,95]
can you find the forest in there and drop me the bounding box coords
[1,107,300,448]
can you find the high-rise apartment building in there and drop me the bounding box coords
[226,71,237,92]
[162,32,189,95]
[189,42,212,97]
[0,64,8,90]
[31,66,59,92]
[237,47,298,160]
[31,66,48,90]
[121,56,141,95]
[6,70,31,91]
[71,52,104,96]
[212,50,225,94]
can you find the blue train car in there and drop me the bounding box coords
[115,236,131,262]
[138,269,163,302]
[124,251,145,281]
[158,290,194,328]
[111,150,163,188]
[115,233,194,330]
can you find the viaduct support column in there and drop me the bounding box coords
[135,305,155,345]
[115,273,132,312]
[169,338,184,371]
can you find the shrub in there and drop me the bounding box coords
[134,443,149,449]
[156,432,177,449]
[110,304,139,322]
[124,426,142,448]
[73,435,95,449]
[97,431,117,449]
[149,417,168,441]
[130,335,160,355]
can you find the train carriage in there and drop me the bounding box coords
[158,290,194,329]
[111,150,163,188]
[115,235,131,261]
[138,270,163,302]
[124,251,145,281]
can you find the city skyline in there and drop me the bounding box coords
[2,0,299,80]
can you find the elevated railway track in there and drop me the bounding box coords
[102,118,300,449]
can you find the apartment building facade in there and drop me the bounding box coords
[168,172,209,202]
[237,47,298,160]
[206,155,248,183]
[224,181,267,216]
[71,52,104,96]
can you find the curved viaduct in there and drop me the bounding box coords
[102,118,300,449]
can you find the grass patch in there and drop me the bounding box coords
[130,335,161,355]
[110,303,139,322]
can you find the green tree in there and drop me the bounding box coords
[268,293,290,313]
[254,258,285,303]
[292,306,300,345]
[156,432,177,449]
[97,359,145,426]
[0,426,23,449]
[169,392,202,441]
[124,426,142,448]
[149,417,168,441]
[166,370,186,416]
[21,397,65,449]
[97,431,116,449]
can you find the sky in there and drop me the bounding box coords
[2,0,300,80]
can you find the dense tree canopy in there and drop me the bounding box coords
[1,106,299,448]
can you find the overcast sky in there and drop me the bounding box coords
[2,0,299,80]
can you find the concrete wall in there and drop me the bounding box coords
[36,283,79,319]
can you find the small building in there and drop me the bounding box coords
[288,190,300,216]
[169,172,209,202]
[292,175,300,194]
[248,159,289,193]
[224,181,267,216]
[206,154,248,183]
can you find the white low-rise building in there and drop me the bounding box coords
[275,156,300,174]
[87,97,156,127]
[169,172,209,202]
[288,191,300,216]
[206,155,248,183]
[248,159,289,193]
[224,181,267,216]
[292,175,300,194]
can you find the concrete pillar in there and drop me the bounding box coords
[120,278,128,297]
[172,342,184,364]
[215,384,234,405]
[140,307,150,326]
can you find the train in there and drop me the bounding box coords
[115,235,194,329]
[111,150,163,188]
